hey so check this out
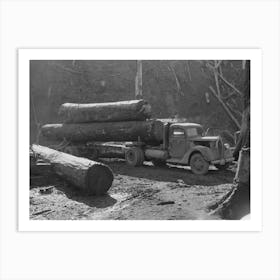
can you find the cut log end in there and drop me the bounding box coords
[86,164,114,195]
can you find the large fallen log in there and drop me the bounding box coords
[31,144,114,195]
[41,120,164,144]
[58,99,152,123]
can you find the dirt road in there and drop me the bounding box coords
[30,159,235,220]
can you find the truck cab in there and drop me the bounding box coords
[163,123,233,174]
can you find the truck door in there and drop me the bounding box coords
[169,127,186,159]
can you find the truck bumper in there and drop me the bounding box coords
[211,157,234,165]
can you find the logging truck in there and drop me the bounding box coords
[62,122,234,175]
[41,100,234,175]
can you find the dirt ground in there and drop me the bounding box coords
[30,159,235,220]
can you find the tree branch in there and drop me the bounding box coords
[50,62,85,75]
[185,61,192,81]
[168,65,184,96]
[222,91,237,101]
[217,72,244,96]
[209,86,241,130]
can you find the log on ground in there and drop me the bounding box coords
[31,144,114,195]
[41,120,164,144]
[59,99,152,123]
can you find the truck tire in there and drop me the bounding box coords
[190,153,209,175]
[125,147,144,167]
[152,159,167,167]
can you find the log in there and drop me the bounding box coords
[59,99,151,123]
[31,145,114,195]
[87,143,125,159]
[41,120,164,145]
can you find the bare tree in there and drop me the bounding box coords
[135,60,143,99]
[209,61,250,219]
[205,60,244,131]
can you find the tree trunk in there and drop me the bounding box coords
[41,120,164,144]
[135,61,143,99]
[209,61,250,219]
[209,148,250,219]
[59,99,151,123]
[31,144,114,195]
[233,61,250,159]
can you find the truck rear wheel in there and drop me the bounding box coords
[125,147,144,167]
[190,153,209,175]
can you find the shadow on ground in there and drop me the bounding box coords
[31,178,117,208]
[100,158,235,186]
[42,180,118,209]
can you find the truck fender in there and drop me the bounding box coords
[183,146,212,164]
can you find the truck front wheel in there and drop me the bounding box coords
[190,153,209,175]
[125,148,144,167]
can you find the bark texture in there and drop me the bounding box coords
[41,120,164,144]
[31,144,114,195]
[59,99,151,123]
[87,143,125,159]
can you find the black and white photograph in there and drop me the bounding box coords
[28,57,251,221]
[1,1,280,280]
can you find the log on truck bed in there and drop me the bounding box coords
[59,99,152,123]
[41,120,164,145]
[87,142,126,159]
[31,144,114,195]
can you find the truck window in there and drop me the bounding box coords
[187,127,201,137]
[172,128,185,136]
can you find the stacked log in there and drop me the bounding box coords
[59,99,151,123]
[31,145,114,195]
[41,119,164,145]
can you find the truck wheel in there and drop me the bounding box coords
[190,153,209,175]
[214,163,230,170]
[152,159,167,167]
[125,147,144,167]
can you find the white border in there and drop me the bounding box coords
[18,49,262,231]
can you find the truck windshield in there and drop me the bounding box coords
[187,127,202,137]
